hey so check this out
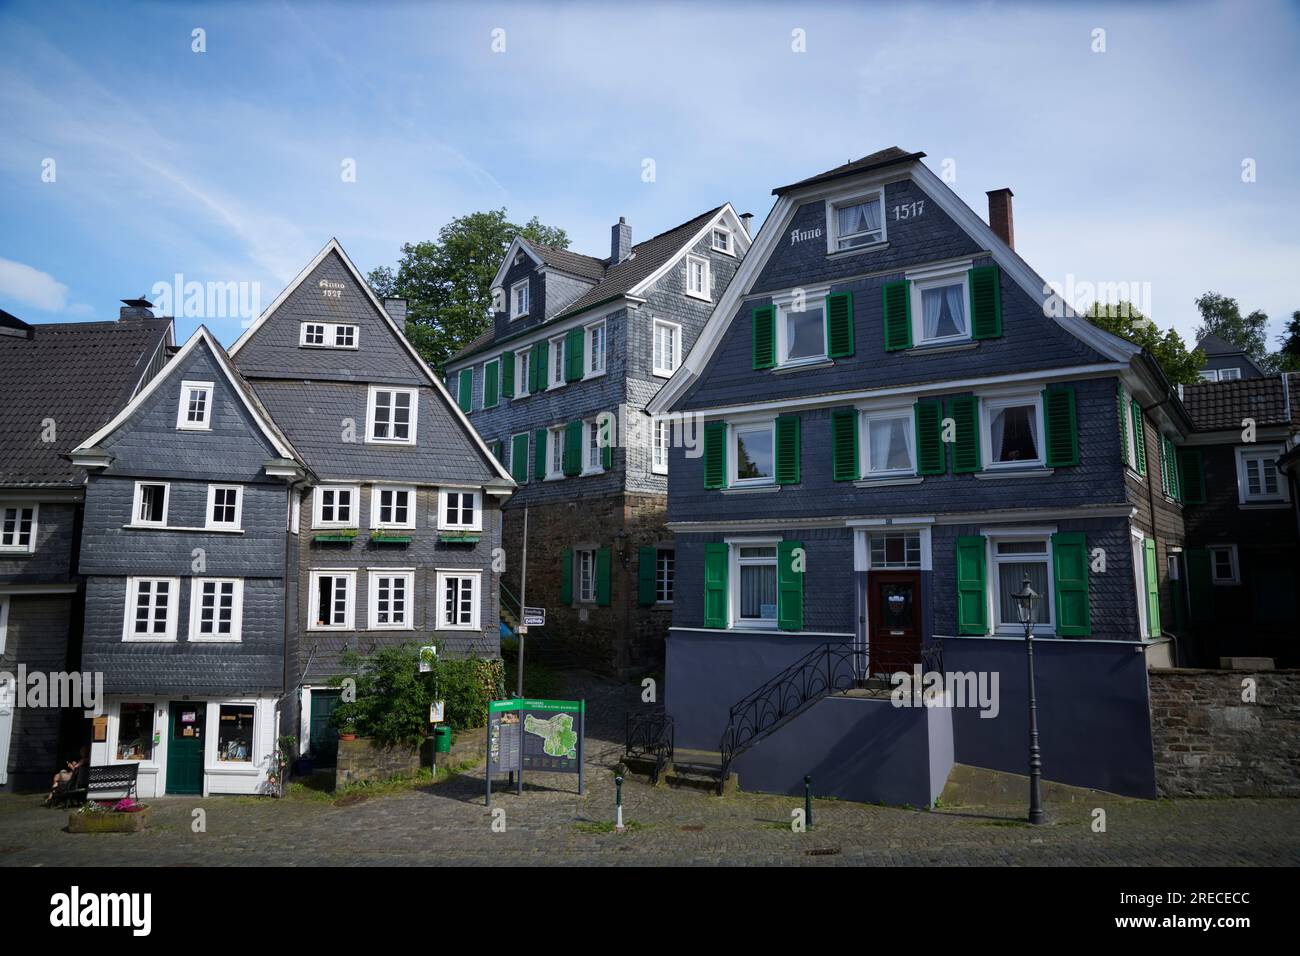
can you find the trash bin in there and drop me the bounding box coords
[434,726,452,754]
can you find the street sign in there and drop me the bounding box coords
[522,607,545,627]
[485,698,585,805]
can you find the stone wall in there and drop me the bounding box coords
[1149,668,1300,797]
[335,738,422,787]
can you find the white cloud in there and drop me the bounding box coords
[0,256,70,311]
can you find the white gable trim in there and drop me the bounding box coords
[228,238,513,484]
[71,327,297,461]
[625,204,752,299]
[489,236,546,294]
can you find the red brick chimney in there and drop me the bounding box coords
[986,188,1014,250]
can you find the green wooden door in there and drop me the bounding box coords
[166,702,205,795]
[309,690,342,767]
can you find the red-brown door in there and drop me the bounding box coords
[867,571,922,673]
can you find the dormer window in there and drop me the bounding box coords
[366,386,418,444]
[686,255,711,301]
[711,227,734,255]
[299,322,358,349]
[827,189,885,252]
[511,278,530,319]
[177,381,213,430]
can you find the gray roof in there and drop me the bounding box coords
[1181,373,1297,431]
[1196,332,1242,356]
[0,308,32,336]
[772,147,925,195]
[528,242,607,282]
[0,318,172,486]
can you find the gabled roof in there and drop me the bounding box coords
[529,242,607,282]
[0,317,173,486]
[1181,374,1296,432]
[0,308,32,337]
[1196,332,1242,356]
[772,147,926,196]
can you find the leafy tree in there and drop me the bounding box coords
[1194,291,1269,361]
[1082,301,1205,385]
[1274,310,1300,373]
[366,210,570,370]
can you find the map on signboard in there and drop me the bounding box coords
[524,712,579,759]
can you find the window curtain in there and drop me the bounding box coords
[995,406,1038,462]
[998,561,1050,625]
[870,418,912,471]
[838,199,880,238]
[741,565,777,619]
[942,285,965,335]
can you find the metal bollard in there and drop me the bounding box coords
[804,774,813,830]
[615,775,624,830]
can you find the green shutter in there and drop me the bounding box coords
[752,305,775,370]
[1185,549,1214,623]
[457,368,473,412]
[560,549,573,605]
[775,415,801,484]
[484,361,499,408]
[955,536,988,635]
[637,546,657,607]
[563,420,582,476]
[1143,538,1161,637]
[1042,387,1079,467]
[1164,437,1182,501]
[703,421,727,489]
[703,542,729,628]
[531,342,547,392]
[1178,448,1205,504]
[1117,382,1130,468]
[777,540,804,632]
[915,400,944,475]
[1131,400,1146,476]
[825,292,854,358]
[969,265,1002,340]
[1051,532,1091,637]
[565,328,585,382]
[501,351,515,398]
[882,280,911,351]
[510,433,529,483]
[948,397,980,473]
[533,428,547,480]
[596,547,612,606]
[602,429,613,471]
[830,408,859,481]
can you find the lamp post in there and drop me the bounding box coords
[1012,575,1045,825]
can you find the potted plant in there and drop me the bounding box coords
[339,718,358,742]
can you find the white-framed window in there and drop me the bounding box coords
[860,407,916,477]
[299,322,358,349]
[123,577,180,642]
[309,570,355,630]
[981,392,1044,468]
[1119,384,1139,471]
[515,348,531,397]
[711,227,734,255]
[729,419,776,486]
[437,570,480,630]
[1219,368,1242,381]
[368,569,414,629]
[547,426,565,479]
[371,486,415,529]
[510,278,530,319]
[730,539,779,627]
[1197,369,1218,382]
[686,255,711,301]
[188,578,243,642]
[1236,446,1287,503]
[0,597,10,654]
[301,323,326,346]
[1209,545,1240,585]
[778,298,827,366]
[583,419,605,474]
[0,505,38,553]
[549,336,566,388]
[585,320,607,377]
[176,380,214,430]
[911,272,971,346]
[652,320,681,378]
[313,485,358,528]
[333,324,356,348]
[988,535,1054,634]
[132,481,170,527]
[439,489,482,531]
[651,418,670,476]
[576,549,597,603]
[215,703,257,763]
[205,485,243,531]
[869,531,923,569]
[827,188,885,252]
[366,386,418,444]
[656,548,675,604]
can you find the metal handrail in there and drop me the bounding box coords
[625,710,675,784]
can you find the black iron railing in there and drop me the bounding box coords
[625,710,675,784]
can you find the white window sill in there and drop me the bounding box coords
[123,636,178,643]
[364,439,417,447]
[581,468,605,477]
[176,424,212,432]
[652,369,676,379]
[204,525,244,534]
[299,344,359,351]
[547,381,567,391]
[368,624,414,632]
[436,624,481,631]
[306,625,352,632]
[438,526,483,534]
[544,474,565,482]
[906,340,979,355]
[854,475,923,488]
[124,524,245,534]
[583,369,607,381]
[773,358,833,374]
[731,621,778,630]
[207,764,260,776]
[651,468,668,477]
[0,547,34,555]
[686,291,712,303]
[974,467,1053,479]
[827,240,888,259]
[722,484,780,494]
[189,637,242,644]
[994,627,1057,638]
[1238,501,1289,509]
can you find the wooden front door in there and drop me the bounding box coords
[166,702,204,795]
[867,571,922,673]
[309,690,342,768]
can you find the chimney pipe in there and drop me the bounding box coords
[383,297,408,325]
[739,212,754,237]
[119,297,155,321]
[986,188,1014,250]
[611,217,632,264]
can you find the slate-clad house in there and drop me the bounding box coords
[228,240,512,765]
[648,148,1207,802]
[71,328,309,797]
[442,207,750,676]
[1195,332,1266,381]
[0,306,172,790]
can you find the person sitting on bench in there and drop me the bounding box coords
[44,746,89,807]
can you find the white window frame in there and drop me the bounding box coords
[205,484,244,531]
[1120,384,1139,472]
[584,320,607,378]
[867,530,925,569]
[510,278,530,319]
[652,319,682,378]
[772,285,830,367]
[312,485,360,529]
[333,324,357,348]
[0,504,38,554]
[1235,445,1288,504]
[368,569,415,630]
[985,531,1055,636]
[1131,529,1151,639]
[547,426,566,480]
[980,390,1046,470]
[910,268,973,347]
[131,481,170,528]
[582,419,605,475]
[515,347,531,397]
[1209,544,1240,585]
[728,418,777,487]
[370,485,416,530]
[299,322,358,349]
[366,386,419,445]
[727,536,781,629]
[549,335,567,389]
[122,577,181,642]
[685,255,711,301]
[0,597,10,654]
[308,570,356,631]
[656,548,675,604]
[651,417,670,476]
[859,404,917,478]
[176,380,214,431]
[438,489,482,532]
[436,569,481,630]
[825,187,887,254]
[301,322,327,347]
[575,549,597,604]
[188,578,244,642]
[711,227,734,255]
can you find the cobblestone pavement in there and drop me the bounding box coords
[2,672,1298,867]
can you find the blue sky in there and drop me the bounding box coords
[1,0,1297,347]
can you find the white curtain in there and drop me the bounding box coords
[923,288,943,339]
[870,418,912,471]
[942,285,965,335]
[991,409,1007,463]
[838,199,880,238]
[741,565,777,619]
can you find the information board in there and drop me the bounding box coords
[485,698,585,805]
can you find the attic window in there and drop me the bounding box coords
[711,228,734,254]
[828,189,886,252]
[511,279,530,320]
[177,381,214,430]
[299,322,359,349]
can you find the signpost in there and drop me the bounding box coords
[485,698,585,806]
[522,607,545,627]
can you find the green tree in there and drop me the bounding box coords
[1082,301,1205,385]
[366,210,570,370]
[1274,310,1300,373]
[1194,291,1269,361]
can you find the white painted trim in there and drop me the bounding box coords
[826,186,887,254]
[0,584,79,595]
[665,503,1136,534]
[369,485,417,530]
[0,669,14,785]
[0,596,8,655]
[307,569,357,630]
[1235,444,1289,504]
[858,404,917,479]
[1209,544,1241,585]
[985,531,1056,636]
[685,254,712,302]
[435,569,481,630]
[583,319,607,377]
[188,577,244,642]
[910,266,973,348]
[489,237,545,293]
[298,321,359,350]
[510,277,530,320]
[312,484,360,529]
[175,380,215,431]
[365,385,419,445]
[437,488,483,532]
[725,537,781,629]
[367,569,416,629]
[979,389,1046,470]
[205,484,244,531]
[727,418,777,488]
[122,577,181,642]
[652,319,682,378]
[0,503,38,554]
[131,481,170,528]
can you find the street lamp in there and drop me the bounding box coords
[1012,576,1045,825]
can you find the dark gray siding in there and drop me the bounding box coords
[1,594,73,785]
[0,503,77,583]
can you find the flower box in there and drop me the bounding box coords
[313,529,359,544]
[369,532,412,545]
[439,533,481,544]
[68,805,152,834]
